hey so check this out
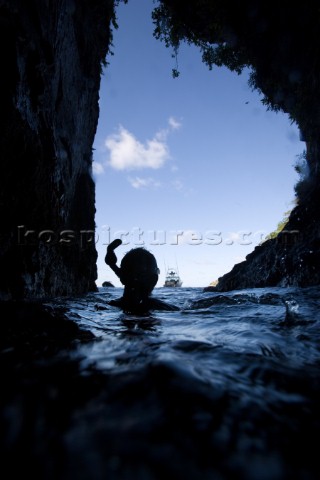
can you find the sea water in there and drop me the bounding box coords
[47,285,320,479]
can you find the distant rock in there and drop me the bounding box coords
[203,279,218,292]
[214,195,320,291]
[102,281,114,288]
[203,286,216,292]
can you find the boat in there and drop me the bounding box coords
[163,267,182,287]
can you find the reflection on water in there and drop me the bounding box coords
[2,285,320,479]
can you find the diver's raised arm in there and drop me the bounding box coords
[105,239,122,278]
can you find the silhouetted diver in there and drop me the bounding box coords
[105,239,179,315]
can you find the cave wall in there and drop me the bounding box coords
[0,0,115,299]
[214,138,320,291]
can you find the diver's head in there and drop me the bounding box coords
[119,247,159,296]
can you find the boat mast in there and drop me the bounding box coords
[175,254,180,275]
[163,259,167,275]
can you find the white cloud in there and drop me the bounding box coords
[105,125,169,171]
[104,118,182,172]
[128,176,162,189]
[168,116,182,130]
[92,161,105,175]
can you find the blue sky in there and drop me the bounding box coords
[93,0,303,288]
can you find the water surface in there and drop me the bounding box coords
[3,286,320,479]
[47,285,320,479]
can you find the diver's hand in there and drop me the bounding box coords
[105,239,122,269]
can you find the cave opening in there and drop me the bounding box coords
[92,0,303,289]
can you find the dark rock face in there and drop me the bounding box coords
[0,0,115,299]
[214,155,320,291]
